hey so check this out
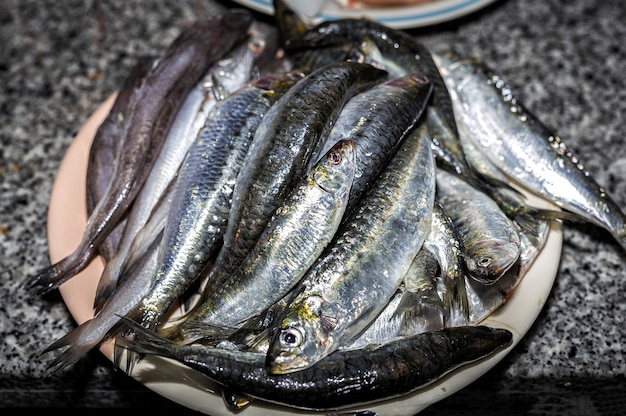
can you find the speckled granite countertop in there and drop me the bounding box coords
[1,0,625,413]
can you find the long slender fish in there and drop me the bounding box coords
[202,61,387,302]
[85,58,152,262]
[125,72,301,333]
[435,51,626,253]
[119,319,512,411]
[280,8,475,182]
[436,169,521,285]
[173,140,356,339]
[312,72,433,215]
[24,11,254,296]
[267,121,436,374]
[92,23,280,309]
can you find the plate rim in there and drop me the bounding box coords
[232,0,500,29]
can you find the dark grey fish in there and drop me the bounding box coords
[86,58,152,262]
[24,11,254,296]
[118,318,512,411]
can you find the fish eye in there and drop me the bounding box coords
[328,150,342,165]
[279,327,304,348]
[477,256,494,268]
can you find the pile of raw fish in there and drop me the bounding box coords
[24,0,626,412]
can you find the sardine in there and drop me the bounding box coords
[24,11,254,296]
[173,139,356,340]
[436,169,521,285]
[435,51,626,253]
[282,13,475,182]
[203,61,387,301]
[125,72,300,333]
[266,120,436,374]
[312,72,433,215]
[118,318,512,411]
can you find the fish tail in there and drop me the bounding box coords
[114,316,177,365]
[41,320,103,375]
[93,272,118,311]
[23,243,96,297]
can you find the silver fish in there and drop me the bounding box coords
[312,72,433,215]
[202,61,387,302]
[125,73,300,332]
[436,169,521,285]
[92,23,279,308]
[266,120,435,374]
[435,51,626,253]
[174,139,356,339]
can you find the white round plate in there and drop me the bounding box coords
[231,0,500,29]
[48,95,562,415]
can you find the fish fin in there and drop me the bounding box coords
[22,251,92,297]
[514,207,582,239]
[93,273,118,312]
[319,311,338,334]
[40,318,107,375]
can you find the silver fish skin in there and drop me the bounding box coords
[205,61,387,298]
[312,72,433,214]
[93,23,278,308]
[86,58,153,262]
[176,140,356,337]
[343,200,469,350]
[436,169,521,285]
[266,121,436,374]
[419,200,470,327]
[127,73,299,332]
[24,11,254,297]
[435,51,626,253]
[119,316,512,411]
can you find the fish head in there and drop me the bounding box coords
[313,139,356,196]
[266,294,337,374]
[465,240,521,285]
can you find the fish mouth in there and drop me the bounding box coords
[266,351,307,375]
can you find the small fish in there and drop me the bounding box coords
[203,61,387,302]
[171,139,356,341]
[312,72,433,215]
[266,121,435,374]
[282,14,476,182]
[436,169,521,285]
[85,58,152,262]
[125,72,301,333]
[465,219,551,324]
[23,11,254,297]
[118,317,512,411]
[435,51,626,253]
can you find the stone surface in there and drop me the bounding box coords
[1,0,625,413]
